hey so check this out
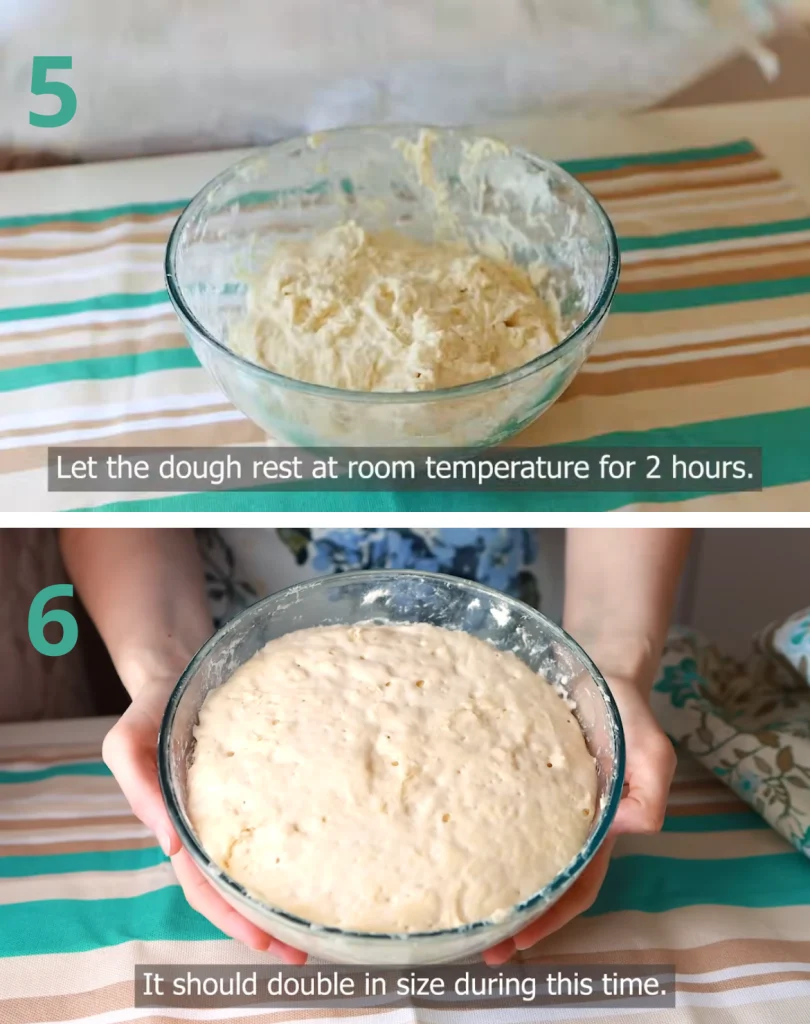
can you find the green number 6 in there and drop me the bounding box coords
[29,56,77,128]
[28,584,79,657]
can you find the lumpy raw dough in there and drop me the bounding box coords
[187,622,597,933]
[229,221,559,392]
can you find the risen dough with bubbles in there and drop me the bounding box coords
[187,622,596,932]
[229,221,559,392]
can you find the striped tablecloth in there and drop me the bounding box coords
[2,716,810,1024]
[2,135,810,513]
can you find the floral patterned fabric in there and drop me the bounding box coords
[196,529,260,629]
[280,528,540,603]
[652,613,810,857]
[771,607,810,681]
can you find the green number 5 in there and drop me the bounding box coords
[29,56,77,128]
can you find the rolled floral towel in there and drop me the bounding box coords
[652,613,810,856]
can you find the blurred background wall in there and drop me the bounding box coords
[2,529,806,723]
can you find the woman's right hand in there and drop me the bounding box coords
[58,529,307,961]
[102,676,308,964]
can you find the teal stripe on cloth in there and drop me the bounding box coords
[0,819,762,884]
[619,217,810,252]
[0,762,110,784]
[4,252,807,337]
[0,141,755,233]
[3,254,803,396]
[0,200,188,231]
[557,140,755,175]
[0,348,200,393]
[586,852,810,917]
[0,182,334,233]
[612,276,810,314]
[662,812,770,833]
[0,290,169,324]
[234,181,330,209]
[2,848,807,956]
[0,887,222,957]
[89,403,810,513]
[0,847,163,879]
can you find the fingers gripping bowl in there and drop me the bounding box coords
[158,571,625,964]
[165,126,619,447]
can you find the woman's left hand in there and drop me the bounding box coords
[482,673,676,965]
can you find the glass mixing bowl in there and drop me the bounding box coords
[159,570,624,965]
[165,125,619,447]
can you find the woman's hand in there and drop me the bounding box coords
[483,528,689,964]
[59,529,307,962]
[103,675,308,963]
[607,676,677,836]
[483,675,676,965]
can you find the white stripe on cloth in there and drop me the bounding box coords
[0,390,230,433]
[0,408,247,451]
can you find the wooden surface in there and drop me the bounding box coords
[659,23,810,108]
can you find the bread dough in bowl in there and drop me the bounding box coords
[230,221,559,392]
[188,622,596,932]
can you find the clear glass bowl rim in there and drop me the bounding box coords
[158,568,626,944]
[164,124,621,404]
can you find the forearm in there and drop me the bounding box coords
[563,528,692,690]
[60,529,213,698]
